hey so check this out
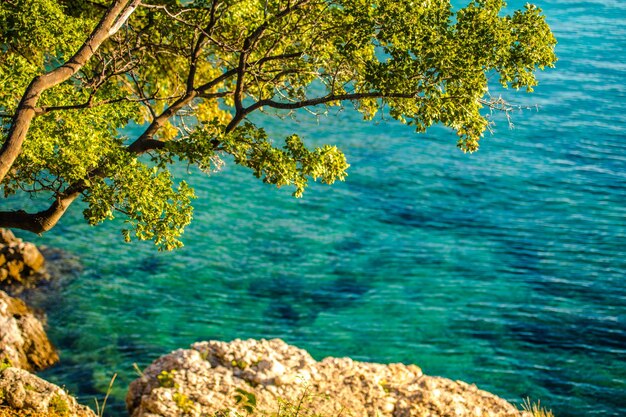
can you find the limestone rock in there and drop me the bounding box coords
[0,367,95,417]
[127,338,529,417]
[0,290,58,371]
[0,229,49,294]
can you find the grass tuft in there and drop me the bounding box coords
[522,398,554,417]
[94,373,117,417]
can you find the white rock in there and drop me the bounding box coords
[127,339,525,417]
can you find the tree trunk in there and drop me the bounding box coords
[0,0,141,183]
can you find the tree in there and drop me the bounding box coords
[0,0,556,250]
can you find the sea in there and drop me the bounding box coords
[8,0,625,416]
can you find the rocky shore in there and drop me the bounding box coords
[0,290,58,371]
[127,338,529,417]
[0,367,95,417]
[0,228,59,372]
[1,230,535,417]
[0,229,92,416]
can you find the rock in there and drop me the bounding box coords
[0,367,96,417]
[0,229,17,245]
[0,229,83,309]
[0,229,49,294]
[22,242,46,272]
[127,339,530,417]
[0,290,58,371]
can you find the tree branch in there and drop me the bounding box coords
[125,91,199,154]
[0,0,141,183]
[0,191,81,234]
[253,92,418,110]
[224,91,420,133]
[231,0,312,126]
[35,97,122,115]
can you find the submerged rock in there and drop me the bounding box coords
[127,338,528,417]
[0,290,58,371]
[0,367,96,417]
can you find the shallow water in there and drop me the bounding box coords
[9,0,626,416]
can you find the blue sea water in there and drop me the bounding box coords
[8,0,626,416]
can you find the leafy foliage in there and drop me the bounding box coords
[0,359,11,373]
[0,0,556,248]
[48,395,69,417]
[157,369,178,388]
[235,388,257,414]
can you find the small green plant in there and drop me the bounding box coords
[234,388,257,414]
[173,392,195,414]
[49,394,70,417]
[0,358,12,372]
[275,387,310,417]
[378,379,390,393]
[273,385,341,417]
[154,369,196,414]
[94,373,117,417]
[232,360,249,370]
[522,398,554,417]
[157,370,177,388]
[214,385,342,417]
[213,388,258,417]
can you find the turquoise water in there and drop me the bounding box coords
[9,0,626,416]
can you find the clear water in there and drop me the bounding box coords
[9,0,626,416]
